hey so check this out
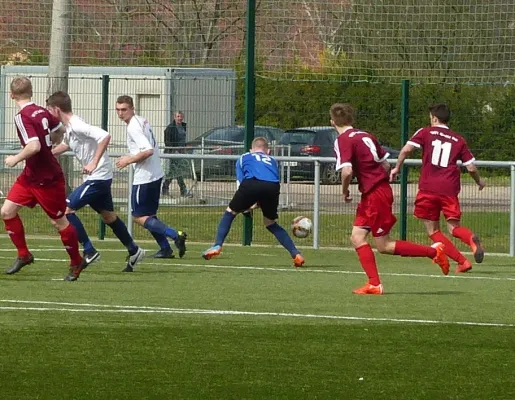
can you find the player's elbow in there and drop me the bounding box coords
[140,149,153,160]
[27,140,41,154]
[103,134,112,144]
[340,166,353,178]
[399,147,411,158]
[382,161,391,172]
[465,163,477,173]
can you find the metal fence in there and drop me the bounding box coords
[0,149,513,256]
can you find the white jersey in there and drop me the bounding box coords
[64,115,113,181]
[126,114,164,185]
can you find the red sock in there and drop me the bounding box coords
[4,216,30,258]
[430,231,467,264]
[394,240,436,259]
[59,224,82,266]
[452,226,474,246]
[355,244,380,286]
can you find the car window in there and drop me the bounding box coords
[255,127,274,140]
[265,127,286,141]
[205,127,244,142]
[312,129,336,146]
[280,131,315,145]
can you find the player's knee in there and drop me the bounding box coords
[65,207,75,215]
[225,207,237,215]
[350,234,366,248]
[53,216,70,231]
[133,215,147,226]
[49,218,60,230]
[447,222,460,235]
[375,242,388,254]
[1,204,17,220]
[263,217,275,227]
[101,211,117,224]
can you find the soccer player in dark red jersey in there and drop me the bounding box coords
[390,103,486,273]
[331,103,450,295]
[0,76,86,281]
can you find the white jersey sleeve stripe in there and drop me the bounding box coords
[334,139,343,170]
[50,122,63,133]
[411,128,424,138]
[407,140,421,148]
[14,114,30,145]
[461,157,475,166]
[336,162,352,170]
[378,152,390,162]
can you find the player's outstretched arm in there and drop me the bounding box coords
[5,141,41,167]
[465,164,486,190]
[390,143,414,182]
[83,135,111,175]
[116,149,153,169]
[340,165,353,202]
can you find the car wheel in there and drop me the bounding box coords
[321,163,340,185]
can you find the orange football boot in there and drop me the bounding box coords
[202,245,222,260]
[293,254,305,268]
[456,259,472,273]
[431,242,450,275]
[352,283,384,295]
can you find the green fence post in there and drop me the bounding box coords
[98,74,110,240]
[400,79,410,240]
[242,0,256,246]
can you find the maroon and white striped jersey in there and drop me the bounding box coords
[408,125,475,196]
[14,102,64,186]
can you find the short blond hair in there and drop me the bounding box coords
[251,137,269,150]
[10,76,33,100]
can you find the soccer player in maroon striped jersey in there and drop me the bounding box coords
[331,103,450,295]
[0,76,86,281]
[390,103,486,273]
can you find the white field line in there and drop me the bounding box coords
[0,300,513,328]
[0,235,512,258]
[0,255,514,282]
[0,248,275,257]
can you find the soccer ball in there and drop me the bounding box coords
[291,216,312,238]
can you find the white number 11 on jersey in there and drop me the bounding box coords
[431,139,452,167]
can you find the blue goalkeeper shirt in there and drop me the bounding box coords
[236,152,280,184]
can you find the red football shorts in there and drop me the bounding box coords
[354,182,397,237]
[414,190,461,221]
[6,177,67,220]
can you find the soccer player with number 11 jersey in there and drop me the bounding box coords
[390,103,485,273]
[332,103,450,295]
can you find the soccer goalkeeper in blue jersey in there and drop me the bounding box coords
[202,137,304,267]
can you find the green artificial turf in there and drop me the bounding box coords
[0,238,513,399]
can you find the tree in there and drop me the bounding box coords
[142,0,246,66]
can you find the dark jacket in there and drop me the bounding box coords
[164,121,187,154]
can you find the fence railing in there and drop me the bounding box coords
[0,149,513,256]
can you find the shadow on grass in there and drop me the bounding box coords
[386,291,465,296]
[466,270,510,276]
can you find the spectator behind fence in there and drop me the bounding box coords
[162,111,190,197]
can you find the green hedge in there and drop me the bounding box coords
[236,78,515,161]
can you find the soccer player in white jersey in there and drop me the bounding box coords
[47,91,145,272]
[114,95,187,259]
